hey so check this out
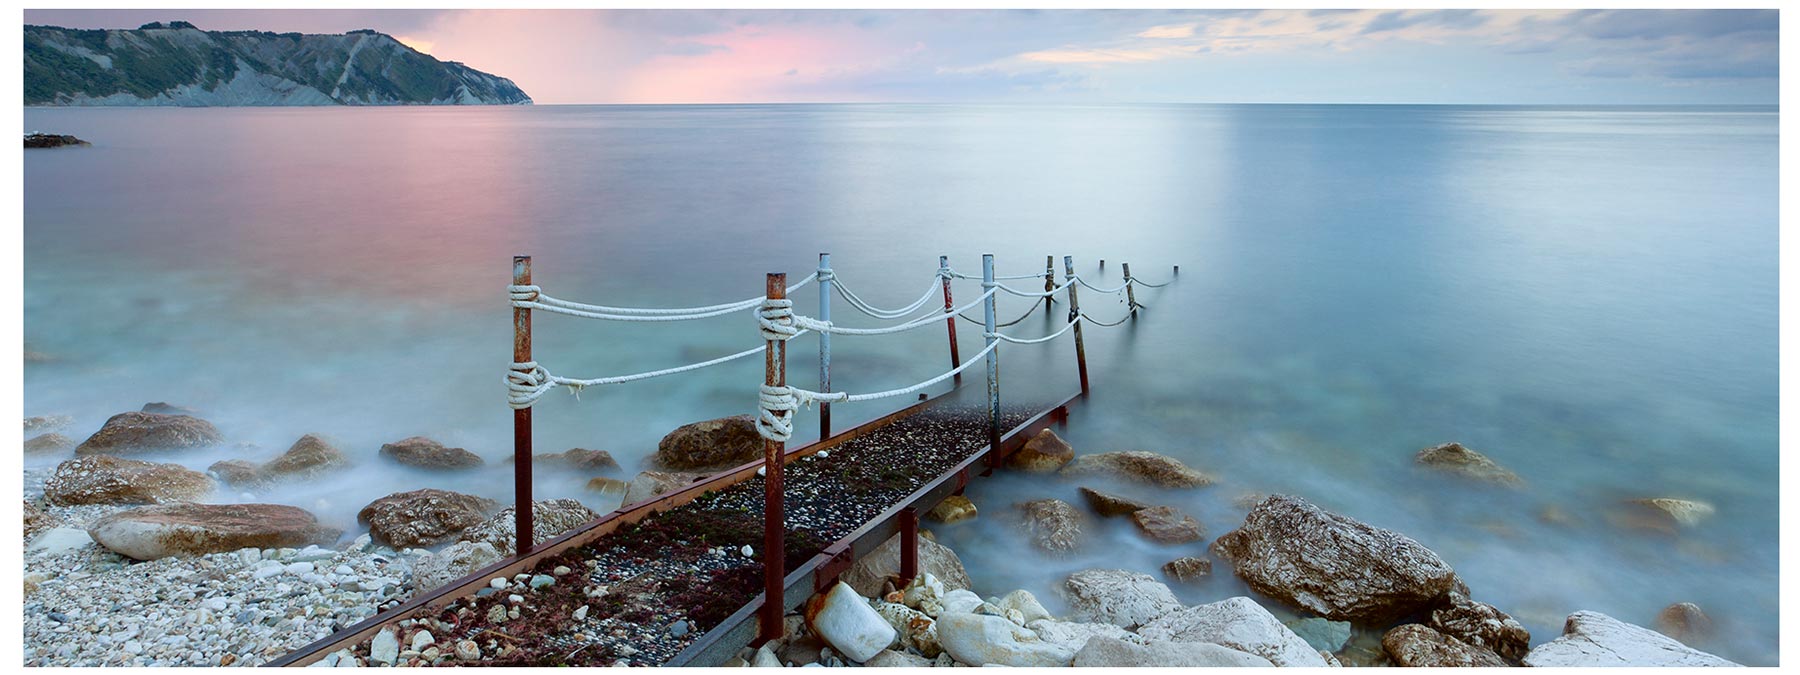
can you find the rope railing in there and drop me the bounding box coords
[828,272,945,320]
[508,276,815,321]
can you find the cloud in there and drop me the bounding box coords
[1360,9,1489,35]
[1137,23,1196,39]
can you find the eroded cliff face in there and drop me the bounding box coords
[26,23,532,107]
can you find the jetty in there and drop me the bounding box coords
[269,253,1175,666]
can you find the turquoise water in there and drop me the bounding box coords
[23,104,1777,664]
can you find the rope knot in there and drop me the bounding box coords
[757,298,800,342]
[505,361,551,409]
[757,384,798,441]
[816,269,835,282]
[508,284,541,304]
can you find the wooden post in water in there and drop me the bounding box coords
[1123,262,1139,315]
[1043,255,1056,314]
[940,256,962,385]
[511,256,535,557]
[982,254,1001,463]
[818,254,832,439]
[1063,256,1091,395]
[759,273,789,644]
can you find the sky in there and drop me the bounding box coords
[21,8,1779,105]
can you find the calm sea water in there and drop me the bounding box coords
[23,104,1777,664]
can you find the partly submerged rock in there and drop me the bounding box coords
[1523,611,1740,667]
[1210,494,1461,624]
[1162,556,1212,583]
[24,414,74,433]
[44,455,214,506]
[1018,498,1085,554]
[1427,590,1530,662]
[1077,486,1151,517]
[1009,428,1074,472]
[840,531,971,598]
[1655,602,1715,647]
[1415,442,1522,487]
[1625,498,1717,530]
[1074,636,1274,667]
[1138,596,1329,667]
[804,582,896,663]
[1059,451,1214,488]
[89,503,340,559]
[1060,568,1182,629]
[508,447,620,473]
[621,470,706,505]
[378,436,484,470]
[24,133,90,149]
[207,459,265,488]
[23,432,74,456]
[1382,623,1509,667]
[459,499,599,555]
[653,415,762,471]
[926,495,977,524]
[140,402,201,416]
[260,433,349,480]
[358,488,498,548]
[1286,617,1352,653]
[1130,505,1204,544]
[74,411,223,456]
[935,611,1076,667]
[585,477,629,497]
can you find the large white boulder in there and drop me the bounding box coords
[1074,636,1274,667]
[1523,611,1740,667]
[1026,618,1146,653]
[89,503,340,560]
[805,582,897,663]
[936,611,1077,667]
[1060,568,1182,629]
[873,601,941,658]
[26,527,94,558]
[1139,596,1329,667]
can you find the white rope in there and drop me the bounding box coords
[1070,275,1132,294]
[986,316,1081,344]
[947,269,1044,281]
[1129,276,1174,288]
[506,331,808,409]
[993,278,1076,298]
[509,275,814,321]
[830,273,944,320]
[788,288,996,336]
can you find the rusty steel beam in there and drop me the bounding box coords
[939,255,961,385]
[511,256,534,557]
[758,272,789,646]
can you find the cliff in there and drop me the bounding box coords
[25,22,531,106]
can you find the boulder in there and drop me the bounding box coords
[1008,429,1073,471]
[994,590,1052,624]
[901,573,948,615]
[358,489,499,548]
[24,415,74,433]
[804,582,897,663]
[413,540,504,591]
[23,432,74,455]
[935,612,1076,667]
[460,499,600,554]
[939,589,984,617]
[1060,568,1182,629]
[1026,619,1146,653]
[1625,498,1716,530]
[1131,505,1204,544]
[621,470,706,505]
[1074,636,1274,667]
[140,402,201,416]
[840,531,971,597]
[927,495,977,524]
[653,415,762,470]
[1210,495,1460,624]
[1415,442,1522,487]
[378,436,484,470]
[89,503,340,559]
[1058,451,1214,488]
[1077,486,1150,516]
[873,601,941,658]
[261,434,349,480]
[1139,596,1329,667]
[508,448,620,473]
[1018,498,1085,554]
[74,411,223,456]
[24,500,53,535]
[27,526,94,558]
[24,133,89,149]
[863,650,932,668]
[1162,556,1212,582]
[44,456,215,506]
[208,459,265,488]
[1286,617,1352,653]
[1655,602,1714,646]
[1523,611,1740,667]
[1427,590,1530,662]
[586,477,629,497]
[1382,623,1508,666]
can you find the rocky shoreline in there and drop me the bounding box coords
[21,405,1746,667]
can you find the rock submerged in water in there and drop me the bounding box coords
[1018,498,1085,553]
[1523,611,1740,667]
[260,433,349,480]
[1008,429,1074,471]
[620,470,706,505]
[1624,497,1717,530]
[207,458,265,488]
[1382,623,1509,666]
[73,411,223,456]
[1077,486,1151,516]
[506,447,620,473]
[1162,556,1212,582]
[585,476,629,497]
[459,499,599,554]
[44,455,215,506]
[1130,505,1204,544]
[24,414,74,433]
[840,531,971,597]
[1060,568,1182,629]
[1058,451,1214,488]
[1655,602,1714,647]
[358,488,499,548]
[1074,636,1274,667]
[23,432,74,455]
[24,133,89,148]
[1415,442,1523,487]
[926,495,977,524]
[653,415,762,470]
[1138,596,1329,667]
[1428,590,1531,663]
[1210,494,1461,624]
[87,502,340,560]
[378,436,484,470]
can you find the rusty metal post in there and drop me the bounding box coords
[1123,262,1139,315]
[759,272,788,644]
[982,254,1001,459]
[511,256,535,556]
[1099,259,1105,271]
[818,254,832,440]
[898,507,919,586]
[1043,255,1055,314]
[1063,256,1091,395]
[940,256,962,385]
[1174,265,1180,276]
